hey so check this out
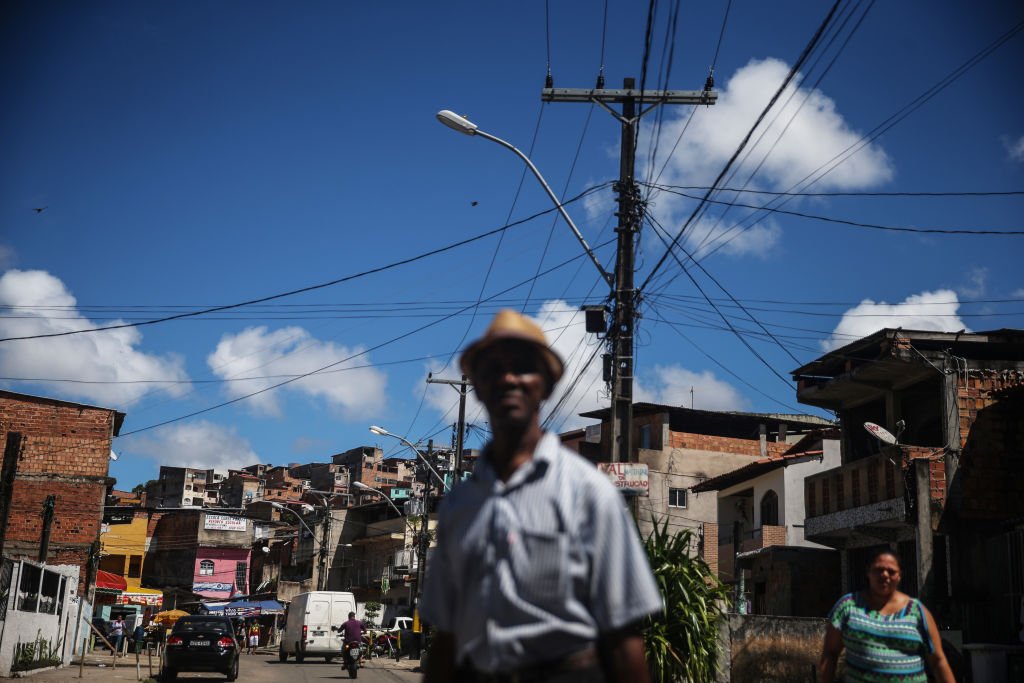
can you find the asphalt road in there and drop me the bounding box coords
[1,652,422,683]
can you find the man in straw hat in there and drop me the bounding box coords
[420,310,660,683]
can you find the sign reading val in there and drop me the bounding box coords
[204,514,247,532]
[597,463,650,496]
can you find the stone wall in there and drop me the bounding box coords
[719,614,831,683]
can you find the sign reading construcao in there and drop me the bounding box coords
[204,514,247,532]
[597,463,650,496]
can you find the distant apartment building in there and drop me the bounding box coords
[263,465,309,502]
[219,471,264,508]
[144,466,230,508]
[332,446,419,495]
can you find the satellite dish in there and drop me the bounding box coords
[109,450,119,461]
[864,422,897,445]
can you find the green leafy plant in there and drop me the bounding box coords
[12,630,62,671]
[642,518,730,683]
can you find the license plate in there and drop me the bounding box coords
[191,640,210,647]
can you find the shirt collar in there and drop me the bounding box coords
[475,432,558,492]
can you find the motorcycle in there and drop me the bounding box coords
[343,641,362,678]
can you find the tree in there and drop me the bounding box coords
[364,601,381,627]
[642,518,730,683]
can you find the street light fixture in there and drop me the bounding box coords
[352,481,404,518]
[435,110,612,286]
[369,425,450,492]
[270,502,319,546]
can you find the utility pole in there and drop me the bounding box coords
[543,79,716,463]
[427,374,471,480]
[411,440,433,657]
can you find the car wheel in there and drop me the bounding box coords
[279,645,288,662]
[295,650,304,664]
[225,656,239,682]
[162,668,177,681]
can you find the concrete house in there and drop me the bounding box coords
[691,430,842,617]
[794,328,1024,665]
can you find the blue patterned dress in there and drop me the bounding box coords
[828,592,933,682]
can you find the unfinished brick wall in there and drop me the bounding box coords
[704,522,719,577]
[956,370,1024,450]
[667,432,790,457]
[0,393,120,594]
[958,384,1024,520]
[761,524,788,549]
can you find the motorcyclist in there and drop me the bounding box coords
[340,612,363,667]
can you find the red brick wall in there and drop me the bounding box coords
[1,393,119,594]
[760,524,787,549]
[667,432,790,457]
[704,522,719,578]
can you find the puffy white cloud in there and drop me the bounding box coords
[424,300,747,434]
[1003,134,1024,162]
[635,365,749,412]
[1013,288,1024,298]
[123,420,260,471]
[207,326,387,419]
[823,289,969,351]
[643,58,893,258]
[0,269,190,406]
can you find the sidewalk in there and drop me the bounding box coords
[1,647,422,681]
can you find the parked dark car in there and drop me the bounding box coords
[162,615,239,681]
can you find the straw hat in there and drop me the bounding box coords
[460,309,564,384]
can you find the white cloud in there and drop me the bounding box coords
[207,326,387,419]
[957,266,988,298]
[1012,288,1024,298]
[643,58,893,258]
[424,300,747,434]
[124,420,260,471]
[635,365,749,412]
[823,289,969,351]
[0,269,190,407]
[1003,134,1024,162]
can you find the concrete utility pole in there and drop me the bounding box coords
[426,374,470,479]
[543,79,716,463]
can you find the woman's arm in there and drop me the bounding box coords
[818,624,843,683]
[921,606,956,683]
[598,624,650,683]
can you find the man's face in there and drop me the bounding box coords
[472,341,550,430]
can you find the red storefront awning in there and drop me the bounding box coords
[96,570,127,592]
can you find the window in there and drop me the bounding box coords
[668,488,687,508]
[760,490,779,526]
[198,560,214,576]
[235,562,248,594]
[639,424,652,450]
[128,555,142,579]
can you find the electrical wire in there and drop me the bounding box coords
[0,184,612,344]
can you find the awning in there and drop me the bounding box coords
[201,599,284,617]
[95,570,127,593]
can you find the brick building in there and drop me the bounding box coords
[794,328,1024,647]
[0,390,125,595]
[575,403,833,560]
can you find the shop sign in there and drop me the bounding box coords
[203,514,247,532]
[597,462,650,496]
[193,582,232,592]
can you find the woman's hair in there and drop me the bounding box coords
[864,546,901,571]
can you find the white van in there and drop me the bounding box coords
[278,591,357,663]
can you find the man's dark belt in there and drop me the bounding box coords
[466,646,600,683]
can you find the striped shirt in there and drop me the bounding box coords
[420,432,662,673]
[828,592,934,682]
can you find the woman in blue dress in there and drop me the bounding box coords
[818,548,955,682]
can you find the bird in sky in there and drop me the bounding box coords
[471,201,478,207]
[33,207,47,213]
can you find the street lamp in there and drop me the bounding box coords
[436,110,612,286]
[270,501,318,543]
[352,481,405,518]
[369,425,450,492]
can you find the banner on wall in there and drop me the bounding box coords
[203,514,247,532]
[193,582,233,592]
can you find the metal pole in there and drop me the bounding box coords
[455,376,467,479]
[38,494,56,563]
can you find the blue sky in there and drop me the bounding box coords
[2,1,1022,490]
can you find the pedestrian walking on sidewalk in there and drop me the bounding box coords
[247,621,261,655]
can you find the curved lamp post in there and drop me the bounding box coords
[436,110,612,286]
[352,481,404,517]
[270,501,318,545]
[369,425,450,492]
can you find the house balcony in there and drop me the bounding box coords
[717,525,787,582]
[803,446,943,548]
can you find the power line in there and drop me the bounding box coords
[640,0,843,292]
[649,185,1024,198]
[0,184,611,344]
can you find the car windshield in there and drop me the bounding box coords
[173,619,230,634]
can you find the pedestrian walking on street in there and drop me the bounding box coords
[818,547,955,682]
[108,616,126,656]
[420,310,662,683]
[247,621,261,655]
